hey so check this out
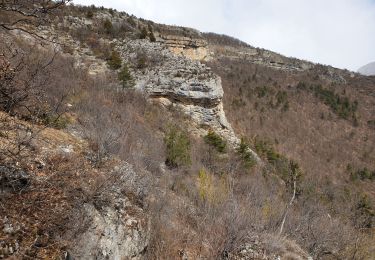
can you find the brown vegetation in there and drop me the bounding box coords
[1,2,375,259]
[206,54,375,258]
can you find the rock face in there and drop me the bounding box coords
[229,236,312,260]
[70,163,149,260]
[114,39,257,153]
[207,40,349,84]
[209,44,313,72]
[156,33,209,61]
[36,14,259,157]
[358,61,375,76]
[72,202,148,260]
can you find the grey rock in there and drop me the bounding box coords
[70,163,149,260]
[115,39,260,160]
[0,165,29,192]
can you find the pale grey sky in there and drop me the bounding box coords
[73,0,375,71]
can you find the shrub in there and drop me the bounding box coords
[255,86,270,98]
[118,63,135,88]
[312,84,358,120]
[198,168,213,201]
[348,165,375,181]
[312,85,358,120]
[298,82,358,121]
[103,19,113,34]
[253,137,280,163]
[275,90,288,108]
[42,113,70,129]
[139,27,148,39]
[368,120,375,129]
[127,17,136,27]
[86,10,94,18]
[355,194,375,228]
[164,125,191,168]
[107,50,122,70]
[136,52,148,69]
[236,138,256,169]
[197,169,229,204]
[149,31,156,42]
[204,130,227,153]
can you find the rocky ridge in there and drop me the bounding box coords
[113,38,244,147]
[205,36,350,84]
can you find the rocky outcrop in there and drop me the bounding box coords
[207,39,350,84]
[33,14,259,158]
[71,201,148,260]
[229,236,312,260]
[70,163,149,260]
[156,33,209,61]
[209,44,313,72]
[114,39,258,157]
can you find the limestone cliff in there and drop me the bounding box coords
[38,13,259,158]
[114,38,257,158]
[155,33,209,61]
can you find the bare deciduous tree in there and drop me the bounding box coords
[0,0,71,37]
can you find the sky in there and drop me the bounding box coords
[73,0,375,71]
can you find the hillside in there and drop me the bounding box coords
[1,1,374,259]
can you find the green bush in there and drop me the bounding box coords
[297,82,358,121]
[236,138,256,169]
[368,120,375,128]
[103,19,113,34]
[164,125,191,168]
[255,86,270,98]
[149,31,156,42]
[118,63,135,88]
[313,84,358,120]
[253,137,280,163]
[204,130,227,153]
[107,50,122,70]
[42,113,70,129]
[86,10,94,19]
[139,27,148,39]
[355,194,375,228]
[136,52,148,69]
[127,17,136,27]
[275,90,288,110]
[348,165,375,181]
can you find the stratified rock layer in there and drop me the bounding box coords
[115,39,254,151]
[156,33,209,61]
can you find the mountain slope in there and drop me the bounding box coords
[1,2,374,259]
[358,61,375,76]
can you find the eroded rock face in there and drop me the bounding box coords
[33,17,259,157]
[210,44,313,72]
[72,202,148,260]
[70,163,149,260]
[156,33,209,61]
[114,39,253,151]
